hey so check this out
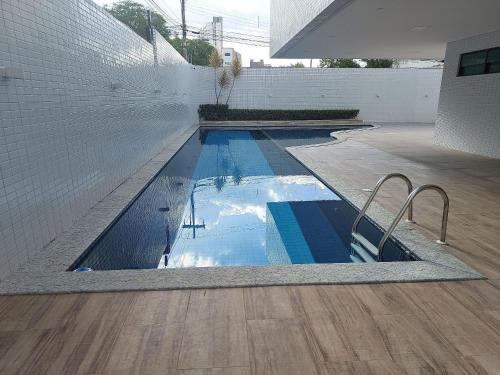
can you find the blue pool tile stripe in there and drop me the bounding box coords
[265,205,293,264]
[193,131,274,179]
[289,201,352,263]
[266,202,315,264]
[250,130,310,176]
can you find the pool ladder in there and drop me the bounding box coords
[350,173,449,262]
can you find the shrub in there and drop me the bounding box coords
[198,104,229,121]
[198,106,359,121]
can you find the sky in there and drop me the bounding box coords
[93,0,320,67]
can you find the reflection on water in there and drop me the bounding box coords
[164,130,340,268]
[165,174,339,268]
[74,128,414,271]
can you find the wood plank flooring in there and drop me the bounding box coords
[0,124,499,374]
[0,282,499,374]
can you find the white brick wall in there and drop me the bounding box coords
[435,30,500,158]
[223,68,442,123]
[0,0,210,279]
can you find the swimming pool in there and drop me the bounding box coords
[71,128,417,271]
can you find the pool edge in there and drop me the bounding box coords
[0,124,485,295]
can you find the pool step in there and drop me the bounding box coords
[274,200,352,264]
[350,242,376,263]
[351,232,379,257]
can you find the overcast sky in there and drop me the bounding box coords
[93,0,320,67]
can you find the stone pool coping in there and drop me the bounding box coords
[200,119,365,128]
[0,123,483,295]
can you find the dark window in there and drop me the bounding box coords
[224,53,231,56]
[486,48,500,74]
[458,47,500,76]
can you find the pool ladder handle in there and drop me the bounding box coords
[350,173,449,261]
[350,173,414,262]
[377,184,449,261]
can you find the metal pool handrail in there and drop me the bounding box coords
[352,173,414,234]
[378,184,450,261]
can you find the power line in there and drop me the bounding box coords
[186,3,269,25]
[183,23,269,41]
[182,27,269,46]
[184,4,270,33]
[145,0,270,32]
[156,0,182,23]
[171,26,270,44]
[186,8,269,35]
[222,30,268,40]
[186,26,269,41]
[145,0,265,38]
[143,0,270,47]
[144,0,181,27]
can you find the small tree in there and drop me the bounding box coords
[105,1,170,41]
[364,59,398,68]
[216,69,230,105]
[225,55,242,105]
[289,62,305,68]
[169,38,216,66]
[209,49,223,104]
[320,58,361,68]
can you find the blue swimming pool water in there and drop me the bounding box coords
[72,128,417,270]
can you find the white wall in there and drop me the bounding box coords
[223,68,442,123]
[435,30,500,158]
[0,0,210,279]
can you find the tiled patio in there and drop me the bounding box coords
[0,124,499,374]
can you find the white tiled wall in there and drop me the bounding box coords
[224,68,442,123]
[0,0,209,279]
[270,0,334,56]
[435,30,500,159]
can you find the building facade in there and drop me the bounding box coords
[434,30,500,158]
[222,48,242,66]
[250,59,272,68]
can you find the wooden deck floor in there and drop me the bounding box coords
[1,124,499,375]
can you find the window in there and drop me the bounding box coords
[458,47,500,76]
[225,53,231,56]
[486,48,500,74]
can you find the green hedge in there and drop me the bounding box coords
[198,104,229,121]
[199,105,359,121]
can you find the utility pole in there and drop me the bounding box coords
[147,9,153,43]
[180,0,188,59]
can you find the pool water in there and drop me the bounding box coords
[72,128,417,271]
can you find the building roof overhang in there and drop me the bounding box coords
[271,0,500,59]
